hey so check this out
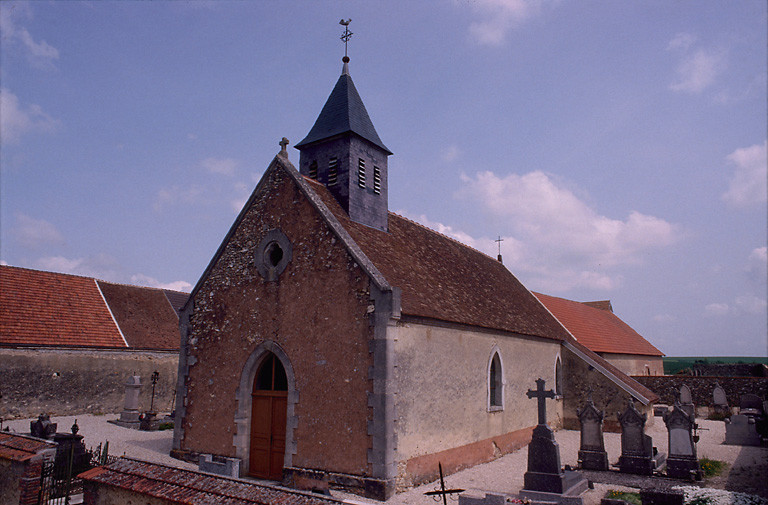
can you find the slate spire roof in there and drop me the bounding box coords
[295,59,391,154]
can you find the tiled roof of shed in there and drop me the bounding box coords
[79,458,344,505]
[534,292,663,357]
[97,281,181,350]
[304,177,572,341]
[0,265,182,350]
[0,432,56,462]
[0,265,126,348]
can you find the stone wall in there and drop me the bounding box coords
[562,346,655,432]
[0,347,179,419]
[631,375,768,408]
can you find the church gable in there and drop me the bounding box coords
[176,154,383,478]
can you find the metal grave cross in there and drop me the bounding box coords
[424,462,464,504]
[526,378,555,426]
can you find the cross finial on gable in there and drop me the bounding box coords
[279,137,289,157]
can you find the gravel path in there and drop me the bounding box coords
[4,414,765,504]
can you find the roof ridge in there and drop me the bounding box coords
[389,211,500,264]
[97,278,190,294]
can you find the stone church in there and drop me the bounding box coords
[171,56,657,500]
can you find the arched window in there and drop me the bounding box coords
[554,356,563,396]
[254,353,288,391]
[488,349,504,411]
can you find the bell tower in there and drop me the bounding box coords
[294,22,392,232]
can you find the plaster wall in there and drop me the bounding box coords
[178,164,374,477]
[0,459,22,505]
[0,348,178,419]
[392,319,563,463]
[600,353,664,376]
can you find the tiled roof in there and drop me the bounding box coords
[98,281,181,350]
[0,265,126,348]
[563,337,659,403]
[304,177,572,341]
[164,289,189,315]
[0,265,181,350]
[0,432,56,462]
[294,65,391,154]
[79,458,344,505]
[533,292,663,357]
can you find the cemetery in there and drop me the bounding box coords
[1,378,766,505]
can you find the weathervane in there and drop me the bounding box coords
[339,19,353,59]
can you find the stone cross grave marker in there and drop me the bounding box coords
[521,378,588,504]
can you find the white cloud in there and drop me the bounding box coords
[442,145,461,162]
[201,157,238,176]
[653,314,676,323]
[667,33,726,94]
[734,295,767,315]
[0,3,59,66]
[33,254,122,282]
[153,185,204,211]
[0,88,60,144]
[722,141,767,208]
[465,0,549,46]
[704,303,730,317]
[130,273,192,292]
[443,170,680,291]
[12,212,65,249]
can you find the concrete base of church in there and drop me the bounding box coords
[401,426,535,490]
[283,466,395,501]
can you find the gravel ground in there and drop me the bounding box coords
[4,414,765,504]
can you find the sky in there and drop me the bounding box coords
[1,1,766,357]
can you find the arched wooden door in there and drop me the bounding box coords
[250,352,287,480]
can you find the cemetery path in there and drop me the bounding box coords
[2,415,765,504]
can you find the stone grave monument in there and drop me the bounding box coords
[577,392,608,471]
[711,384,729,417]
[110,375,142,429]
[617,399,666,475]
[678,385,695,418]
[725,414,761,446]
[53,419,91,476]
[663,401,702,480]
[738,394,764,418]
[30,414,57,439]
[520,378,589,505]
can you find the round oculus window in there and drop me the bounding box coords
[256,229,292,281]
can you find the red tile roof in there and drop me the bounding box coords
[305,177,572,341]
[97,281,180,350]
[80,458,343,504]
[0,266,126,348]
[0,432,56,462]
[0,265,182,350]
[533,292,663,357]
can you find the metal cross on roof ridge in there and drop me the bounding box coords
[495,236,504,256]
[339,19,353,58]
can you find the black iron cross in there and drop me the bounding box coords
[424,462,464,505]
[495,236,503,256]
[526,378,555,426]
[339,19,353,57]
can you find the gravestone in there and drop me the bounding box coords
[617,399,666,475]
[739,394,763,418]
[712,384,729,417]
[520,378,588,505]
[53,420,91,476]
[577,394,608,471]
[662,402,702,480]
[30,414,57,439]
[119,375,142,426]
[724,414,761,446]
[678,385,695,419]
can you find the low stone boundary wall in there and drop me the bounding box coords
[631,375,767,408]
[0,347,179,419]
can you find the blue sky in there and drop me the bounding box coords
[1,1,766,357]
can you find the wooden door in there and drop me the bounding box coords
[250,353,288,480]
